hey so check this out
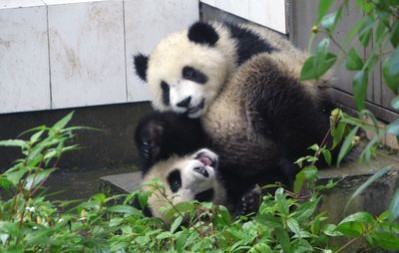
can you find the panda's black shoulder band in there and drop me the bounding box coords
[188,22,219,46]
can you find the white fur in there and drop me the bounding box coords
[147,23,237,118]
[142,149,226,222]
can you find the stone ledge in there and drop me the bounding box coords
[100,147,399,223]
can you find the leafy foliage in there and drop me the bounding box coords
[0,113,398,252]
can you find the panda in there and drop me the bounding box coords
[134,111,208,173]
[141,148,261,223]
[133,21,334,196]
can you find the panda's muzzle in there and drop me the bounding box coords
[194,150,218,169]
[193,166,209,178]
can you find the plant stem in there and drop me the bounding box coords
[335,236,360,253]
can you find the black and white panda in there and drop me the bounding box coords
[133,21,334,193]
[141,148,261,223]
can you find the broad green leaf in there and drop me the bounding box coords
[375,20,388,46]
[29,130,44,144]
[176,231,189,253]
[138,191,150,209]
[275,188,289,216]
[219,205,232,225]
[155,231,171,240]
[300,56,318,80]
[287,218,301,236]
[339,211,375,225]
[373,233,399,250]
[332,122,346,149]
[317,0,334,24]
[170,216,183,233]
[353,70,368,111]
[345,167,390,213]
[294,166,318,193]
[301,39,337,81]
[323,224,342,236]
[293,197,320,221]
[0,140,27,148]
[383,58,399,95]
[25,168,56,190]
[388,188,399,221]
[321,149,332,166]
[300,53,337,81]
[6,167,28,185]
[252,243,272,253]
[52,111,74,130]
[275,227,293,253]
[358,16,373,47]
[0,177,13,190]
[346,48,363,70]
[321,11,340,32]
[337,126,359,166]
[336,222,365,237]
[108,205,140,215]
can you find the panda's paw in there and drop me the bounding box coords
[138,122,164,163]
[237,185,262,217]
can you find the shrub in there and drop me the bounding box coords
[0,113,398,252]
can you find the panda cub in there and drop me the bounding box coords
[133,21,334,188]
[141,148,261,223]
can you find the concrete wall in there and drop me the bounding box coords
[0,0,199,114]
[0,102,152,172]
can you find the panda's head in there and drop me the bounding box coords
[142,148,226,222]
[133,22,235,118]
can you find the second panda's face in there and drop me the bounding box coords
[143,149,222,220]
[147,33,228,118]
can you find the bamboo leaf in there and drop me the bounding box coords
[337,126,359,166]
[345,167,390,213]
[346,48,364,70]
[353,70,368,111]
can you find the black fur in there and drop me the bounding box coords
[182,66,208,84]
[225,23,277,65]
[160,81,170,106]
[188,22,219,46]
[194,189,214,202]
[167,170,182,193]
[134,111,208,174]
[133,54,149,82]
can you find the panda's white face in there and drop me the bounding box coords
[147,33,229,118]
[143,149,223,220]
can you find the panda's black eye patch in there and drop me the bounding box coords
[182,66,208,84]
[167,169,182,193]
[160,81,170,106]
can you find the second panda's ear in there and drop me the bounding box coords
[188,22,219,46]
[133,53,149,82]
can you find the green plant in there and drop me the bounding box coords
[0,113,398,252]
[300,0,399,224]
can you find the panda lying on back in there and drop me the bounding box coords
[141,148,261,223]
[134,21,334,197]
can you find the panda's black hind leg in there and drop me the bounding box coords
[234,185,262,217]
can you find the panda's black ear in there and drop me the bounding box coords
[133,53,149,82]
[188,22,219,46]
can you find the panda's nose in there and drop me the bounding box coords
[194,166,209,178]
[176,96,191,108]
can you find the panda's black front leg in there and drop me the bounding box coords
[135,118,164,172]
[234,185,262,217]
